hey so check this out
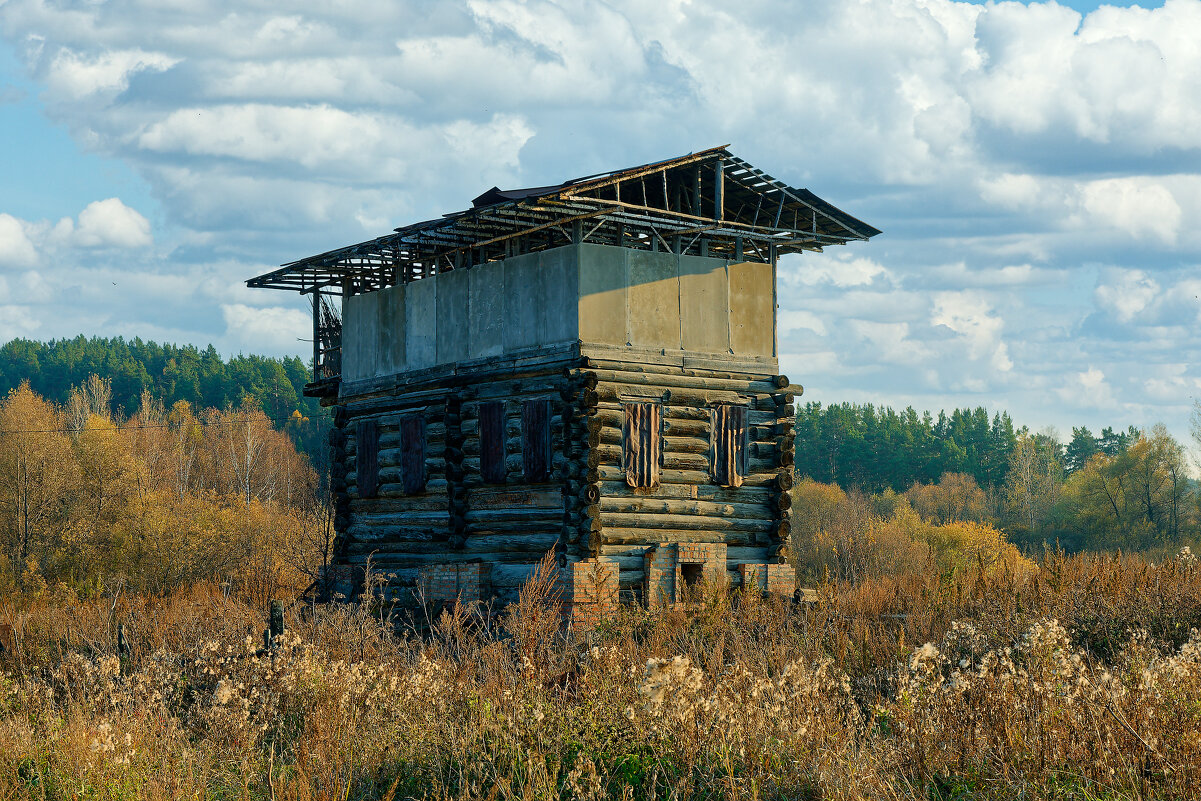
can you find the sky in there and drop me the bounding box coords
[0,0,1198,447]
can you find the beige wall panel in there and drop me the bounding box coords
[468,261,504,359]
[578,244,628,346]
[728,261,775,357]
[679,255,729,354]
[627,249,681,349]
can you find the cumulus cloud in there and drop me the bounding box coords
[1095,268,1160,323]
[0,214,38,268]
[221,303,310,353]
[931,291,1013,372]
[71,198,153,248]
[45,48,179,101]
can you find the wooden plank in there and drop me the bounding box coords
[522,399,552,482]
[478,401,506,484]
[713,404,748,488]
[400,415,426,494]
[356,420,379,499]
[622,402,660,488]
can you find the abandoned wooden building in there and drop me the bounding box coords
[248,146,880,623]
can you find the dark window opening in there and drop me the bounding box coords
[713,404,748,488]
[522,399,552,482]
[356,419,379,499]
[681,563,704,589]
[623,402,661,488]
[400,415,426,495]
[479,402,506,484]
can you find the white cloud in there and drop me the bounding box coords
[221,303,309,353]
[781,252,890,288]
[1080,178,1182,244]
[72,198,153,248]
[931,291,1012,371]
[0,214,38,268]
[1095,268,1159,323]
[45,48,179,101]
[1058,367,1115,409]
[0,304,40,341]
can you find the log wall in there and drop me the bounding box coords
[327,343,797,607]
[575,355,795,598]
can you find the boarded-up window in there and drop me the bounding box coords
[479,402,506,484]
[623,403,661,488]
[522,399,552,482]
[400,415,426,494]
[712,404,748,488]
[356,420,379,498]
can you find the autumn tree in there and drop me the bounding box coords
[1059,426,1194,550]
[0,383,75,581]
[905,472,990,524]
[1001,434,1063,547]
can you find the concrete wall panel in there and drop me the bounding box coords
[679,255,729,354]
[627,249,680,349]
[541,247,579,345]
[503,251,545,351]
[578,244,627,346]
[405,277,437,369]
[468,262,504,359]
[342,285,406,382]
[728,260,775,357]
[436,267,471,364]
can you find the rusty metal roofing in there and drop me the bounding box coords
[248,146,881,295]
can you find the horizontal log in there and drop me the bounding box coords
[597,511,769,532]
[581,357,774,383]
[593,464,780,487]
[600,528,757,546]
[463,533,560,553]
[353,498,449,514]
[596,481,774,503]
[590,368,779,394]
[596,384,758,407]
[598,494,774,519]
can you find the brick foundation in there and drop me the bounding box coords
[561,559,619,630]
[419,562,491,604]
[738,562,797,597]
[644,542,728,611]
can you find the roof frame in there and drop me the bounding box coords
[247,146,880,295]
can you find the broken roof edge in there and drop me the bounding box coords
[248,146,880,293]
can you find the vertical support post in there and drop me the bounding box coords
[694,167,702,215]
[714,159,724,222]
[735,236,743,262]
[311,289,321,380]
[572,219,583,244]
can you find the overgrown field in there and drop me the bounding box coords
[2,550,1201,800]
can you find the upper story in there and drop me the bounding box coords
[339,243,777,386]
[247,146,881,397]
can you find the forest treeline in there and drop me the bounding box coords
[795,401,1197,554]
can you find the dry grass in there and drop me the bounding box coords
[2,549,1201,800]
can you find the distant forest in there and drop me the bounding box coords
[0,336,330,465]
[794,401,1141,493]
[0,337,1146,494]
